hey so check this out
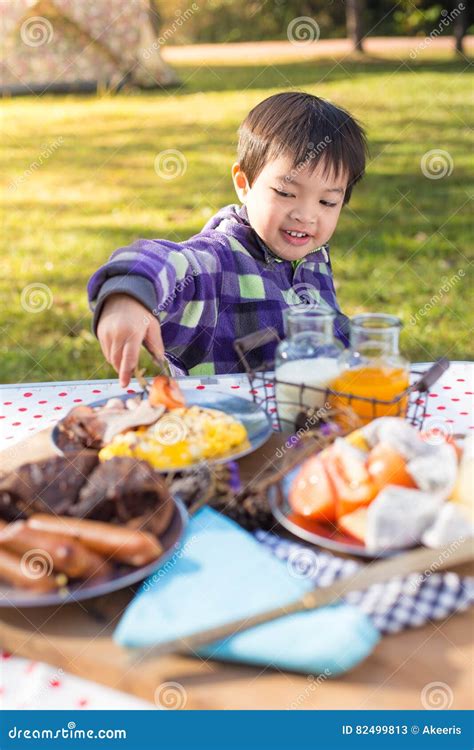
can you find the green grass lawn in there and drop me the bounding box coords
[1,52,473,383]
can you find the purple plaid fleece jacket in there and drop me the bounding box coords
[87,204,349,375]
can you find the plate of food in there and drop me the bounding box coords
[52,375,272,472]
[0,453,191,607]
[268,417,473,558]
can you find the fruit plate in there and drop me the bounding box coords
[51,389,273,471]
[0,498,188,608]
[268,467,399,559]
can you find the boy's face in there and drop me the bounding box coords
[232,155,347,261]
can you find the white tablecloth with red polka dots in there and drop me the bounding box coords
[1,362,473,445]
[0,651,154,709]
[0,362,472,709]
[0,373,255,445]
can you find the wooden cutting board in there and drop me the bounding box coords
[0,430,473,709]
[1,426,59,474]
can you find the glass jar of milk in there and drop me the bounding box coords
[275,308,343,430]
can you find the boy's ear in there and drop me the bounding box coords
[232,162,250,202]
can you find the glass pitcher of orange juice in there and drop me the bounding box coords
[330,313,410,424]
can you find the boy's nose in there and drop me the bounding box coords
[289,206,317,229]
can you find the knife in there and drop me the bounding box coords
[130,535,474,663]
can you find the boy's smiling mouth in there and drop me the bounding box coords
[280,228,313,246]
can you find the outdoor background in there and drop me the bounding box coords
[1,0,473,383]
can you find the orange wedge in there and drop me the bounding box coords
[367,442,417,492]
[288,454,337,523]
[338,507,368,544]
[324,448,378,519]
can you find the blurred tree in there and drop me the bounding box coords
[148,0,162,34]
[154,0,472,54]
[393,0,472,54]
[453,2,468,54]
[346,0,365,51]
[136,0,180,86]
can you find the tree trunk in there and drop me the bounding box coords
[148,0,162,35]
[132,0,180,88]
[346,0,365,53]
[453,4,468,55]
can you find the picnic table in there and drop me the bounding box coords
[0,363,472,710]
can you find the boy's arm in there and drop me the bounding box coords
[87,236,224,372]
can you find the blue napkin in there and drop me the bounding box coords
[115,508,380,675]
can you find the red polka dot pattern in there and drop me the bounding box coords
[0,367,472,442]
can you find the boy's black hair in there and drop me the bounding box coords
[237,91,368,204]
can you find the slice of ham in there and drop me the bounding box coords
[101,401,165,444]
[60,400,165,449]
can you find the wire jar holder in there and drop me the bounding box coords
[234,328,450,434]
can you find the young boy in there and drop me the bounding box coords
[88,91,367,386]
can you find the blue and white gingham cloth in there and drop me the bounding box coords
[253,530,474,635]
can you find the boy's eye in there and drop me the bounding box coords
[273,188,294,198]
[320,200,338,208]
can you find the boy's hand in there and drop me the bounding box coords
[97,294,165,388]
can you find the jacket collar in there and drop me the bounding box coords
[202,203,329,266]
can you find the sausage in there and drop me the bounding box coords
[0,547,57,592]
[27,515,163,566]
[0,521,111,580]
